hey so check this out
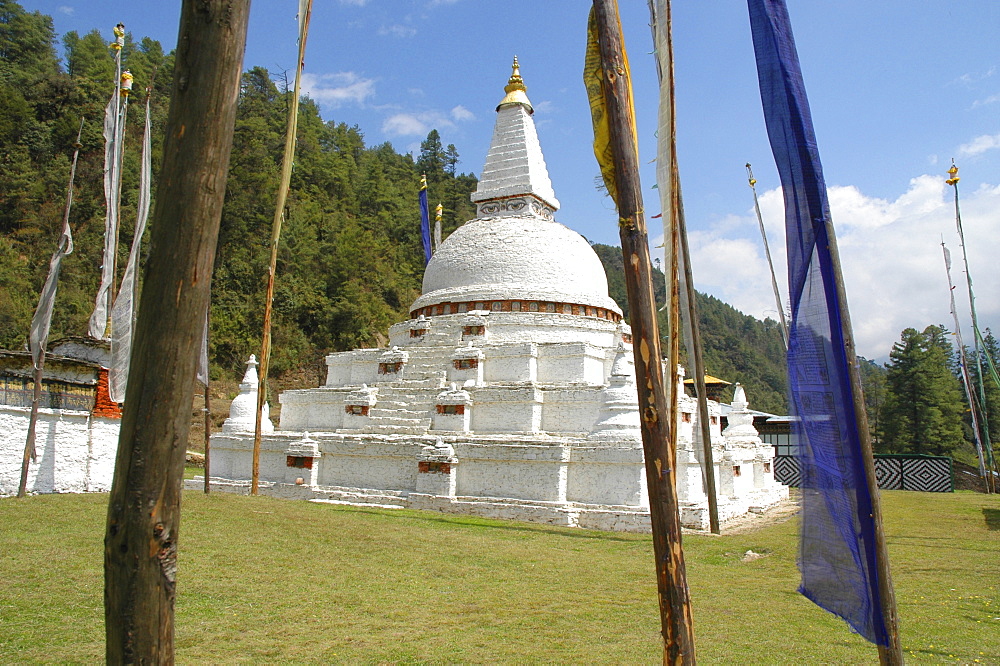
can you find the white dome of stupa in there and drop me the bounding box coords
[413,216,620,313]
[410,58,622,319]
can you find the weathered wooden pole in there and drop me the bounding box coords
[676,192,721,535]
[204,384,211,495]
[827,219,904,665]
[647,0,720,535]
[18,119,85,498]
[746,163,788,348]
[589,1,696,661]
[103,2,250,662]
[252,0,313,495]
[204,311,212,495]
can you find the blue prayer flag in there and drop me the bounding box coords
[748,0,889,645]
[419,177,432,265]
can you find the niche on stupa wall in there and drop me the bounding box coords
[408,315,430,341]
[448,343,484,386]
[432,385,472,432]
[342,384,377,429]
[284,432,321,486]
[376,347,409,380]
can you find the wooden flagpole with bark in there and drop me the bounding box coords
[647,0,720,535]
[103,1,250,661]
[589,1,696,661]
[252,0,314,495]
[18,119,85,498]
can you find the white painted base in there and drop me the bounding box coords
[0,405,119,496]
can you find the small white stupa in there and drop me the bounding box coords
[204,59,787,530]
[221,354,273,434]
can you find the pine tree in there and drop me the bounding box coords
[859,357,887,450]
[415,129,445,182]
[978,329,1000,457]
[881,326,967,456]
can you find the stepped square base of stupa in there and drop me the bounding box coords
[195,440,788,534]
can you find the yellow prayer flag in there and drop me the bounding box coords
[583,6,638,209]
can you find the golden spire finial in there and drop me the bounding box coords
[946,159,960,186]
[497,55,533,114]
[505,56,526,94]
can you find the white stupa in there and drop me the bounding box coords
[204,59,787,530]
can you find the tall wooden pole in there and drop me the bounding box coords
[18,120,85,498]
[103,2,250,662]
[591,2,696,661]
[948,164,996,494]
[824,214,903,664]
[676,192,720,535]
[204,385,211,495]
[746,163,788,348]
[647,0,720,535]
[252,0,313,494]
[204,310,212,495]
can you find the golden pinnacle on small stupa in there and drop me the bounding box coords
[497,56,533,114]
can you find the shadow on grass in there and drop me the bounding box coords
[330,505,645,543]
[984,508,1000,531]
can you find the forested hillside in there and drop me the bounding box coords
[592,244,788,413]
[0,2,476,381]
[3,2,790,413]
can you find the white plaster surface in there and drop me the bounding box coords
[0,405,118,496]
[472,102,559,210]
[415,216,621,315]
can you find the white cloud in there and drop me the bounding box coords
[377,24,417,38]
[300,72,375,108]
[684,177,1000,360]
[383,114,432,136]
[954,66,997,87]
[450,105,474,122]
[533,100,555,114]
[971,93,1000,109]
[56,5,73,15]
[382,110,456,137]
[958,134,1000,157]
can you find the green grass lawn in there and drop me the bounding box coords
[1,489,997,664]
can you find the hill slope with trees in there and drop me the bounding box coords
[592,243,788,413]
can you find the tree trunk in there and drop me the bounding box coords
[591,1,696,662]
[103,2,250,662]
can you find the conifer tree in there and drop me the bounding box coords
[881,325,966,455]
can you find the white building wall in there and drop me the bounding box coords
[454,443,567,502]
[0,405,119,495]
[536,342,606,385]
[470,387,542,433]
[539,388,601,434]
[565,447,644,506]
[279,388,349,431]
[317,439,421,490]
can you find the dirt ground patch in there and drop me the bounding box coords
[683,490,802,536]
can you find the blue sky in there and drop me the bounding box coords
[35,0,1000,360]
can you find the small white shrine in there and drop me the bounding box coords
[204,60,787,531]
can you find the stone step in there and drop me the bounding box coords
[311,499,405,510]
[368,415,426,426]
[363,424,431,435]
[381,387,440,395]
[310,487,408,508]
[322,485,409,498]
[393,377,446,389]
[368,407,426,419]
